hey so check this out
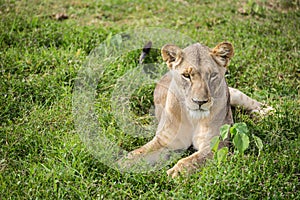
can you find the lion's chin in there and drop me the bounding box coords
[188,109,210,119]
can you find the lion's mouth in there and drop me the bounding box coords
[186,99,213,118]
[188,108,210,119]
[187,104,211,112]
[190,108,208,112]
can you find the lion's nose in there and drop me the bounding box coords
[192,98,208,106]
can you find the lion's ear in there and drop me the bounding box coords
[161,44,183,69]
[211,42,234,67]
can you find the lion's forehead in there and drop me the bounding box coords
[182,67,211,79]
[182,43,215,70]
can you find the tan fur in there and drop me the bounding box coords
[120,42,273,178]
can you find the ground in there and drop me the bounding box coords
[0,0,299,199]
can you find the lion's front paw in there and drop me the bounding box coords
[167,164,182,178]
[117,156,134,170]
[167,160,196,178]
[117,148,150,172]
[118,149,143,163]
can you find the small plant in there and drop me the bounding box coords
[210,123,263,165]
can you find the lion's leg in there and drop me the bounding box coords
[228,87,273,115]
[117,135,169,170]
[120,112,192,167]
[126,135,168,161]
[124,122,192,164]
[167,122,228,178]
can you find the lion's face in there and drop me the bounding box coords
[161,42,234,118]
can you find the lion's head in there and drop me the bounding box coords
[161,42,234,119]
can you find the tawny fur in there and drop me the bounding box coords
[120,42,272,178]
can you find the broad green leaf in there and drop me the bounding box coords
[233,122,249,134]
[220,124,230,141]
[253,135,263,151]
[233,133,249,153]
[217,147,228,165]
[230,126,237,137]
[210,136,220,153]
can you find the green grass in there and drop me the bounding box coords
[1,0,299,199]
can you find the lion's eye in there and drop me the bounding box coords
[182,73,191,80]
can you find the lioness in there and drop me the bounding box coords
[122,42,271,178]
